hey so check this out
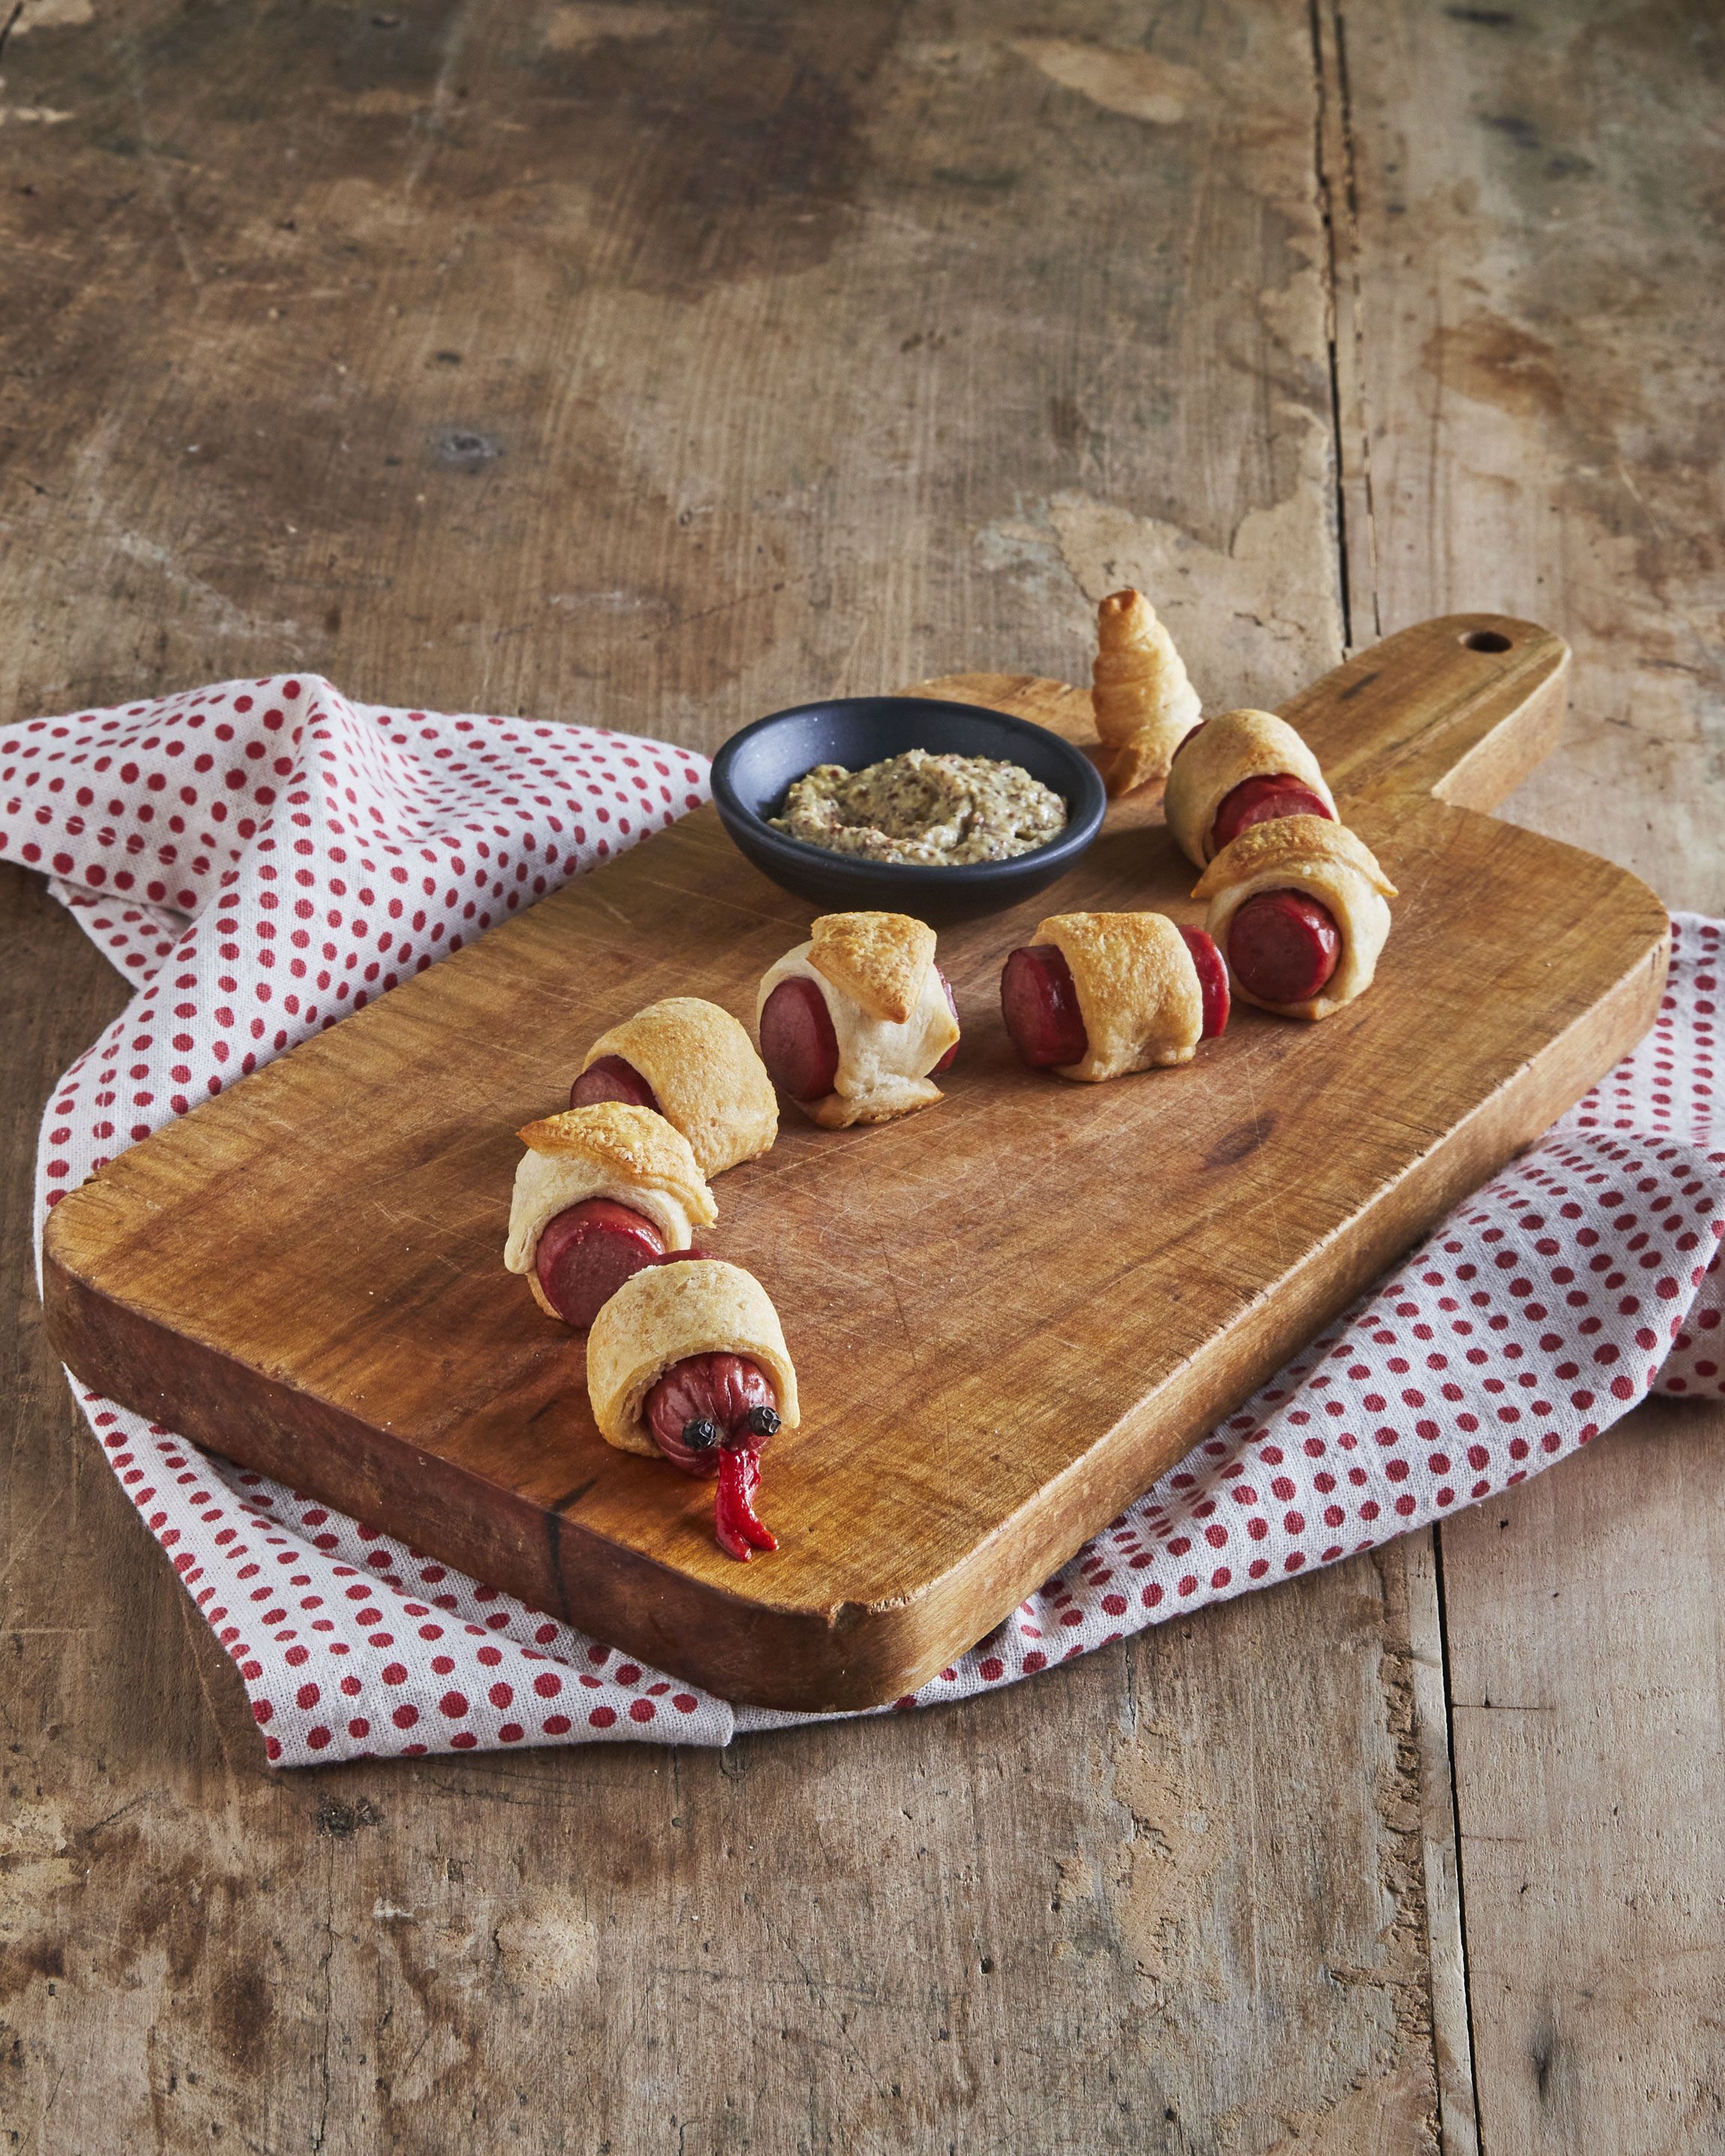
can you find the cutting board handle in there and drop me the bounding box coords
[1279,613,1569,816]
[915,613,1570,826]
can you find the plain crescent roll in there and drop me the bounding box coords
[1192,816,1396,1021]
[586,1259,801,1460]
[505,1103,716,1320]
[1034,911,1206,1082]
[580,997,778,1177]
[808,911,936,1025]
[1090,589,1203,798]
[1162,708,1337,869]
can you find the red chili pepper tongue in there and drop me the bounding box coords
[715,1447,778,1561]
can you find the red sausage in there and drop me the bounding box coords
[535,1197,667,1329]
[1210,774,1333,854]
[1177,926,1231,1039]
[1000,944,1088,1069]
[644,1351,783,1558]
[933,965,960,1072]
[570,1054,661,1114]
[760,977,840,1101]
[1227,890,1342,1006]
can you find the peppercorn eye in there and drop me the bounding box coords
[682,1417,719,1451]
[745,1405,781,1437]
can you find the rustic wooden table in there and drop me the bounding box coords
[2,4,1719,2150]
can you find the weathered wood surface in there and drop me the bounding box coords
[1321,2,1725,2148]
[0,0,1718,2149]
[42,618,1669,1714]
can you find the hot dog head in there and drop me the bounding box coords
[572,995,778,1177]
[588,1257,801,1561]
[1192,815,1397,1021]
[1001,910,1230,1082]
[504,1102,717,1326]
[1162,708,1338,870]
[1090,588,1202,799]
[756,910,960,1129]
[587,1259,800,1460]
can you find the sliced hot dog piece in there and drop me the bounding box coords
[1227,890,1342,1006]
[569,1054,661,1115]
[933,965,960,1072]
[1210,774,1333,854]
[1177,925,1231,1039]
[535,1197,668,1329]
[759,977,840,1102]
[1000,944,1089,1069]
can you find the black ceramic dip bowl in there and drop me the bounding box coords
[709,696,1107,926]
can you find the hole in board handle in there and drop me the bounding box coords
[1460,629,1513,653]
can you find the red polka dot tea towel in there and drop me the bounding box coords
[5,676,1722,1764]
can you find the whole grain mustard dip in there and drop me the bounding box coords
[771,749,1067,867]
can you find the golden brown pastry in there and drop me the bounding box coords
[1000,911,1230,1081]
[586,1257,800,1460]
[1192,816,1396,1021]
[756,911,960,1129]
[573,995,778,1176]
[1091,589,1203,798]
[1162,707,1337,870]
[504,1102,716,1322]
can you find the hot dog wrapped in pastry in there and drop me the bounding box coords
[571,995,778,1176]
[1192,816,1396,1021]
[1091,588,1202,799]
[504,1102,717,1329]
[588,1258,801,1560]
[1000,910,1229,1081]
[757,911,959,1129]
[1161,706,1338,869]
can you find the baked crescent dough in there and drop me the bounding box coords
[586,1258,801,1459]
[1162,708,1337,869]
[580,997,777,1177]
[504,1102,717,1320]
[1091,589,1202,798]
[1035,911,1205,1082]
[1192,816,1397,1021]
[759,911,959,1129]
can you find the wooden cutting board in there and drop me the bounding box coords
[41,616,1668,1713]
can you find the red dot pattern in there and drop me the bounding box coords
[7,678,1723,1764]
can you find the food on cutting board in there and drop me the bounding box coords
[769,747,1067,866]
[1192,816,1396,1020]
[757,910,960,1127]
[1091,588,1203,799]
[1162,707,1338,869]
[570,995,778,1177]
[504,1102,717,1328]
[588,1258,800,1561]
[1000,910,1229,1079]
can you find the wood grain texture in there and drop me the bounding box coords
[40,617,1666,1711]
[1321,3,1725,2147]
[2,0,1716,2146]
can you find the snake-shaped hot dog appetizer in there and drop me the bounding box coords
[571,995,778,1176]
[505,1102,717,1328]
[1192,816,1396,1019]
[1162,707,1338,870]
[1091,588,1203,799]
[1000,910,1229,1078]
[757,911,959,1127]
[588,1258,800,1560]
